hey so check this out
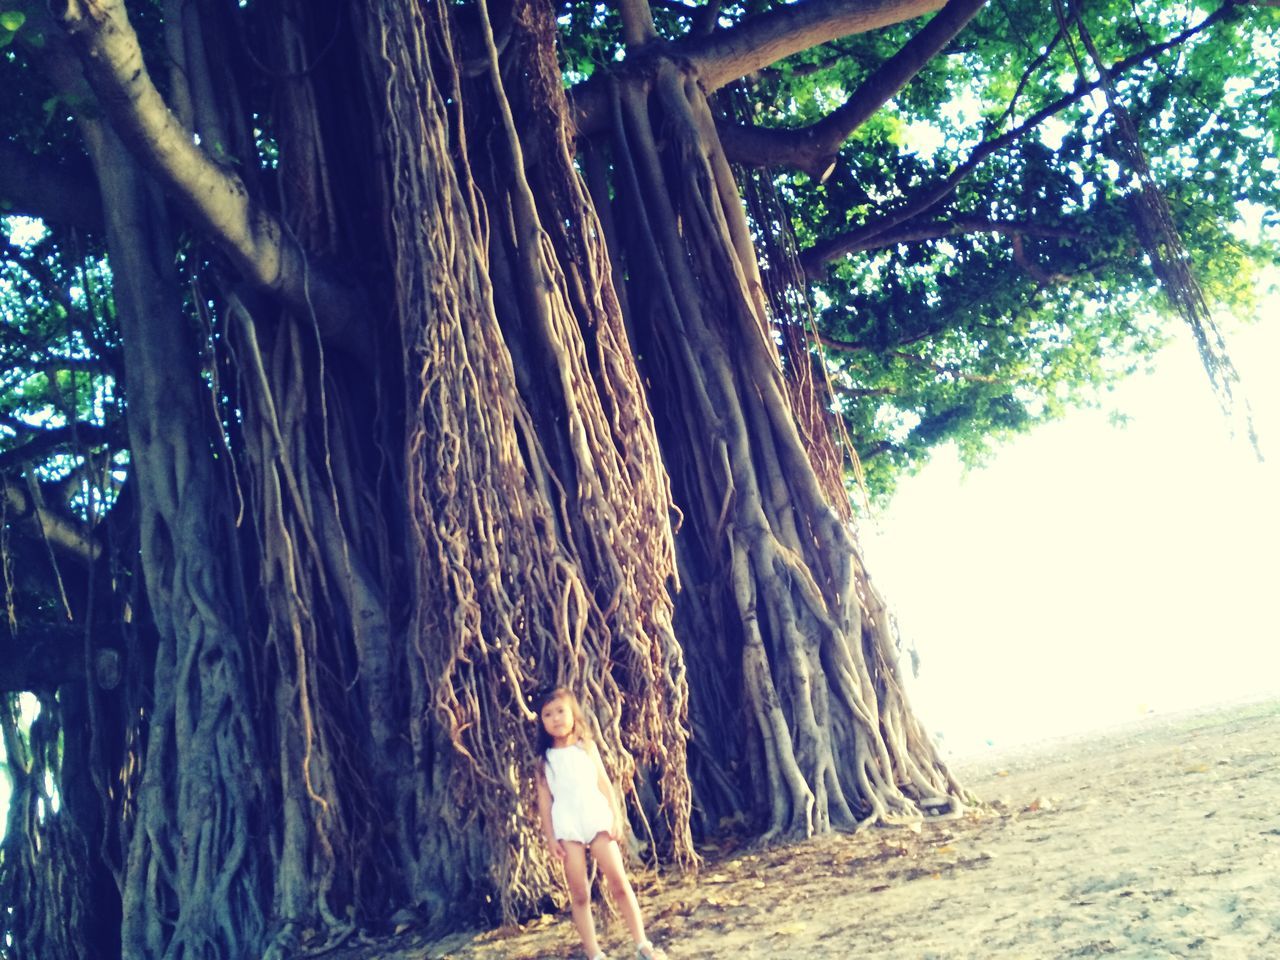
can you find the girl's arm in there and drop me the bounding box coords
[586,741,624,841]
[536,770,565,862]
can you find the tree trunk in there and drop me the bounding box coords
[358,0,694,921]
[80,120,270,958]
[593,55,966,837]
[2,0,967,955]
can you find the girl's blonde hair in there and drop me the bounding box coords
[533,686,590,756]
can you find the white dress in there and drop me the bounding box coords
[544,742,614,843]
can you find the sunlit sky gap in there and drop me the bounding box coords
[862,305,1280,757]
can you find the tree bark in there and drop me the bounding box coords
[595,49,965,836]
[76,103,270,960]
[2,478,103,563]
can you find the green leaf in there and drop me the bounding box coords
[0,10,26,32]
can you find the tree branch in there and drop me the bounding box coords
[0,143,104,231]
[816,330,869,351]
[719,0,987,177]
[832,382,899,399]
[1010,232,1069,285]
[757,47,861,81]
[2,477,103,563]
[52,0,367,345]
[0,424,120,474]
[3,246,126,378]
[856,438,895,459]
[799,0,1240,277]
[692,0,724,36]
[682,0,949,92]
[889,349,1006,383]
[814,216,1082,256]
[574,0,947,134]
[619,0,660,46]
[855,399,1000,462]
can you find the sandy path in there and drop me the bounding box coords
[346,697,1280,960]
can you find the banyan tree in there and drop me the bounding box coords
[0,0,1274,956]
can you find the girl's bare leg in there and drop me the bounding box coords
[590,833,646,946]
[561,841,601,956]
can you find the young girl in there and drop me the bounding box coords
[534,687,668,960]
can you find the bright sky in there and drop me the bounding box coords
[861,311,1280,757]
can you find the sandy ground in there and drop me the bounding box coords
[339,696,1280,960]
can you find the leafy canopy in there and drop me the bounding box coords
[1,0,1278,505]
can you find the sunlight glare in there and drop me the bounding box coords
[862,312,1280,757]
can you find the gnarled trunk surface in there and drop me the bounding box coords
[592,53,963,837]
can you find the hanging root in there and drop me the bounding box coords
[360,0,695,920]
[604,54,969,840]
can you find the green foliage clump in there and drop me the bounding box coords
[750,0,1280,496]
